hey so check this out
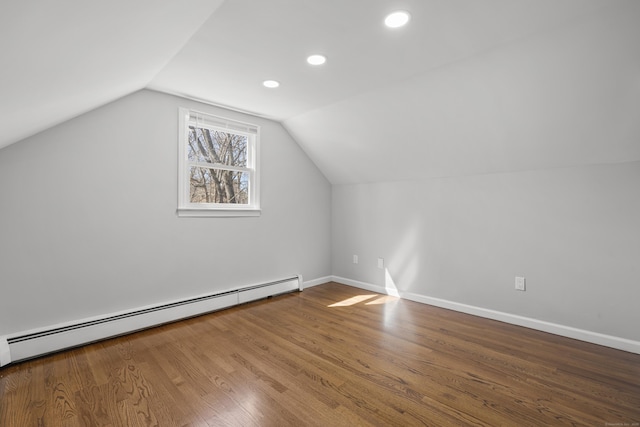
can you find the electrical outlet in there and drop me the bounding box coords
[377,258,384,269]
[353,255,358,264]
[515,276,526,291]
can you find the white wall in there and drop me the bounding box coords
[323,1,640,349]
[0,89,331,336]
[332,161,640,342]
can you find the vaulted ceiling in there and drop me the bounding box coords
[2,0,639,183]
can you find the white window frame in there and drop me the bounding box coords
[177,108,260,217]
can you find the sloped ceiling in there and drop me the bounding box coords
[2,0,639,184]
[0,0,225,149]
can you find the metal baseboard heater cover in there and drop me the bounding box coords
[0,275,302,367]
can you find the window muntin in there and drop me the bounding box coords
[178,108,259,217]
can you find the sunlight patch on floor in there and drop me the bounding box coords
[365,295,399,305]
[328,295,377,307]
[328,294,400,307]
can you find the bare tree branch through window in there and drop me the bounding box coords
[178,108,259,216]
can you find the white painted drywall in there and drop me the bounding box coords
[332,162,640,341]
[0,0,225,150]
[0,89,331,336]
[285,1,640,184]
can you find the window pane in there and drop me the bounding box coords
[189,167,249,204]
[188,126,248,167]
[187,127,208,163]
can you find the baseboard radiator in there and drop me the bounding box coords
[0,275,302,367]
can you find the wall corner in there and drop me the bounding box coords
[0,336,11,367]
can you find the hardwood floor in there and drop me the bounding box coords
[1,282,639,426]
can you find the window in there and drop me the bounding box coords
[178,108,260,217]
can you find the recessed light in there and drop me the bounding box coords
[384,11,410,28]
[263,80,280,88]
[307,54,327,66]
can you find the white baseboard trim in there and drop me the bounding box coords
[331,276,640,355]
[304,276,333,289]
[331,276,400,296]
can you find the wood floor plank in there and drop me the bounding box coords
[1,282,639,426]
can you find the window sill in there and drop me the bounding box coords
[177,208,261,218]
